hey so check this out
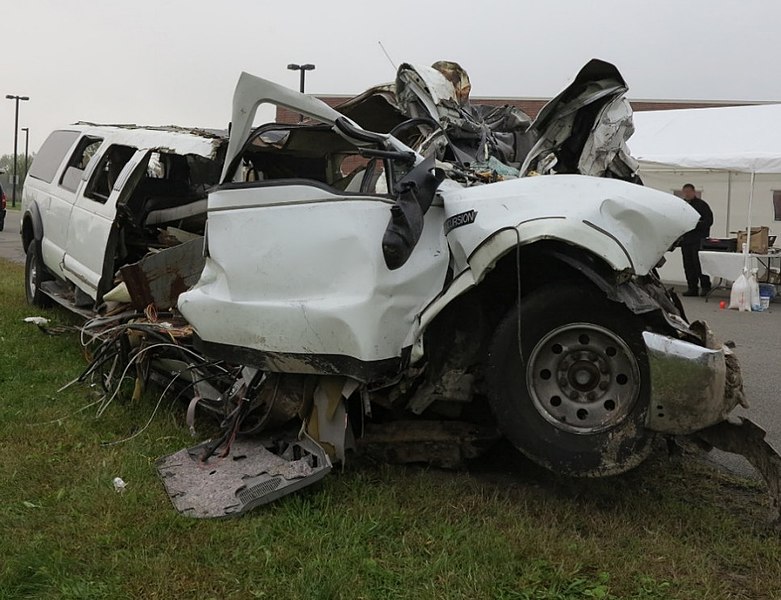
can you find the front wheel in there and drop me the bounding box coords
[25,242,52,308]
[486,283,654,477]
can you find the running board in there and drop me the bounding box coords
[156,433,332,518]
[40,281,96,318]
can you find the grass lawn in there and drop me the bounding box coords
[0,258,779,599]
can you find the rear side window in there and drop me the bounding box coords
[85,144,136,203]
[59,136,103,193]
[28,130,80,183]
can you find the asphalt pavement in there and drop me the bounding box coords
[0,210,25,264]
[680,289,781,448]
[678,289,781,478]
[0,224,777,477]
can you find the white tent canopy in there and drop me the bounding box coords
[629,103,781,280]
[630,103,781,174]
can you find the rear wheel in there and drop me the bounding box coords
[486,283,653,477]
[25,242,52,308]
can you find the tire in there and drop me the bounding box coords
[25,242,52,308]
[486,282,654,477]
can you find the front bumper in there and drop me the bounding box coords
[642,331,744,435]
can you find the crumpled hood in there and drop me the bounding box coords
[441,174,699,276]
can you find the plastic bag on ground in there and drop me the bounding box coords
[748,269,761,311]
[729,272,751,311]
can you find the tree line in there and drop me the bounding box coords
[0,153,35,200]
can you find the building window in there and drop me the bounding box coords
[773,191,781,221]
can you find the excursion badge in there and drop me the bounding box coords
[444,210,478,234]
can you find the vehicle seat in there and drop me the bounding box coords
[131,178,204,226]
[144,198,208,225]
[343,168,366,192]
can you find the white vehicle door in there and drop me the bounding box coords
[33,132,99,279]
[62,144,139,298]
[182,118,450,366]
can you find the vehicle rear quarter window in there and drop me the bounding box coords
[59,136,104,193]
[28,130,80,183]
[85,144,136,203]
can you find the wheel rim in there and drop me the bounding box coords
[28,259,37,299]
[525,322,640,435]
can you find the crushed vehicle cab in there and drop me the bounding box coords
[25,61,766,519]
[176,58,746,492]
[20,124,226,314]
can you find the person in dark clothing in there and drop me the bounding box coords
[679,183,714,296]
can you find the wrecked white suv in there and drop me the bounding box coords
[169,59,747,499]
[20,124,225,312]
[24,61,762,519]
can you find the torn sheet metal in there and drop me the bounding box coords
[520,59,635,179]
[695,417,781,523]
[306,377,356,463]
[396,62,463,123]
[156,434,331,518]
[578,96,638,178]
[394,62,535,173]
[120,238,205,310]
[74,121,226,160]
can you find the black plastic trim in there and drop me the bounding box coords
[25,203,44,245]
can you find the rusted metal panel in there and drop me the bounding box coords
[120,238,205,310]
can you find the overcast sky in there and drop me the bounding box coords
[2,0,778,156]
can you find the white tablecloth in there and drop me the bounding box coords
[699,251,781,282]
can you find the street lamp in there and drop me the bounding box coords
[5,94,30,208]
[21,127,29,176]
[287,63,315,93]
[287,63,315,122]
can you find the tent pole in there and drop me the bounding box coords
[726,171,732,236]
[744,170,756,271]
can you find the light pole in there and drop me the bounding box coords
[286,63,315,121]
[21,127,29,177]
[5,94,30,208]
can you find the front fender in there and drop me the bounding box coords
[412,226,632,362]
[441,174,697,277]
[22,202,44,252]
[469,219,633,283]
